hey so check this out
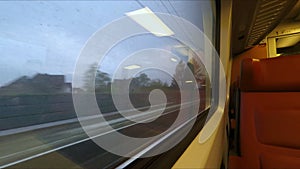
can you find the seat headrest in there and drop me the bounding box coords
[240,55,300,92]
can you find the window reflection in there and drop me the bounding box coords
[0,1,214,168]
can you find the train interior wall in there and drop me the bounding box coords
[231,44,268,84]
[228,44,268,167]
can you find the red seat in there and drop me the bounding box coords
[232,55,300,168]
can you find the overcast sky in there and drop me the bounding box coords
[0,0,211,87]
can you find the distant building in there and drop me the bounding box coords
[62,83,72,93]
[72,87,85,93]
[112,79,132,95]
[0,73,72,95]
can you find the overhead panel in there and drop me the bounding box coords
[232,0,297,55]
[246,0,297,47]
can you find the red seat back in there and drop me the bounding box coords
[238,55,300,168]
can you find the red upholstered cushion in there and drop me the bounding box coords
[233,55,300,168]
[238,92,300,168]
[260,152,300,169]
[240,55,300,91]
[253,93,300,149]
[255,109,300,149]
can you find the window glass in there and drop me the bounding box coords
[0,1,216,168]
[276,34,300,56]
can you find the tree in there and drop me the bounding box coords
[171,61,185,87]
[131,73,151,87]
[149,79,164,87]
[84,63,111,92]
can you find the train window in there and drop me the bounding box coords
[267,33,300,57]
[276,33,300,56]
[0,0,217,168]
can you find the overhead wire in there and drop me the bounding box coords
[135,0,200,53]
[135,0,145,8]
[165,0,199,50]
